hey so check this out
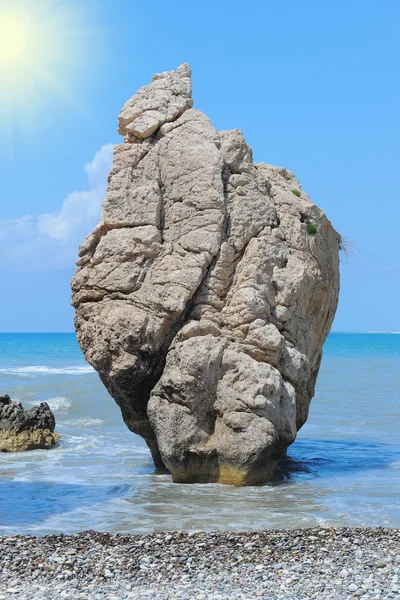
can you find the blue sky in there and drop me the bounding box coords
[1,0,399,332]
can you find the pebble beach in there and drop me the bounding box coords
[1,528,399,600]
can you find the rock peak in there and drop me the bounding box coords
[117,62,193,139]
[72,64,340,486]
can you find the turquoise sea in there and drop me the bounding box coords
[0,332,399,534]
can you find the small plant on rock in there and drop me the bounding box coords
[291,189,301,197]
[338,234,353,261]
[306,223,317,235]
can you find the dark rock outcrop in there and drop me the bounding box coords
[0,395,60,452]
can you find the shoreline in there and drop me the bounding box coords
[0,527,399,599]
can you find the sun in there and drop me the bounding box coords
[0,0,96,138]
[0,17,29,64]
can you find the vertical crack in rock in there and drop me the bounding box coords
[72,63,340,485]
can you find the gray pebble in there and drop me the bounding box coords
[0,528,398,600]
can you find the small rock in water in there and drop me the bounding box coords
[0,395,59,452]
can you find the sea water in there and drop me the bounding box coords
[0,332,399,534]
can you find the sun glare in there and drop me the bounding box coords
[0,0,95,139]
[0,17,29,63]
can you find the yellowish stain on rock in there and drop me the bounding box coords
[0,429,60,452]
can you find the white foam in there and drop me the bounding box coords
[62,417,105,427]
[0,365,95,376]
[332,331,400,334]
[26,396,72,411]
[71,436,101,451]
[14,472,83,485]
[366,331,400,334]
[46,396,72,411]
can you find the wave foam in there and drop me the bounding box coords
[47,397,72,411]
[366,331,400,334]
[62,417,105,427]
[27,396,72,411]
[0,365,95,376]
[70,436,101,451]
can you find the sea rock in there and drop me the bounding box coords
[0,395,60,452]
[72,63,340,485]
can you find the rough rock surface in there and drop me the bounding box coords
[72,63,340,485]
[0,394,59,452]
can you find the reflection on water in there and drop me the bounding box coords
[0,333,399,534]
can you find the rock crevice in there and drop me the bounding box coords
[72,63,340,485]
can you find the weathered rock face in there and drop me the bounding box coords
[72,63,340,485]
[0,395,60,452]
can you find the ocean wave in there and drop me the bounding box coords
[70,436,101,451]
[0,365,95,376]
[46,396,72,411]
[366,331,400,334]
[332,331,400,334]
[26,396,72,411]
[62,417,105,427]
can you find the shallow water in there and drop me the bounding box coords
[0,332,399,534]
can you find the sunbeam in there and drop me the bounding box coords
[0,0,96,139]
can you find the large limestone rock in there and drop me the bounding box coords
[0,395,60,452]
[72,63,340,485]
